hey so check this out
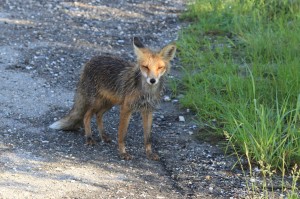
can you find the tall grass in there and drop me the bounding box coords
[178,0,300,173]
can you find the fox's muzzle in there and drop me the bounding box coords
[146,77,159,85]
[149,78,156,84]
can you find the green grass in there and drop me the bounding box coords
[178,0,300,196]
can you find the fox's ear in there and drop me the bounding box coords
[159,42,176,61]
[133,37,144,48]
[133,37,145,58]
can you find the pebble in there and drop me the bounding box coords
[172,99,179,103]
[178,116,185,122]
[250,177,256,183]
[163,95,171,102]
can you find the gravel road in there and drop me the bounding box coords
[0,1,246,198]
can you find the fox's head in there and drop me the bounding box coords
[133,37,176,85]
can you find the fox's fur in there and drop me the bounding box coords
[50,37,176,160]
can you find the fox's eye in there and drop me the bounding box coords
[142,65,148,69]
[158,66,164,70]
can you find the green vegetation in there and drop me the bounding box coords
[178,0,300,197]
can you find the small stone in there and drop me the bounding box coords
[254,167,260,173]
[250,177,256,183]
[209,187,213,192]
[163,95,171,102]
[179,116,185,122]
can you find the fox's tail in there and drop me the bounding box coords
[49,92,87,131]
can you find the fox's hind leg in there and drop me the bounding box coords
[96,105,113,143]
[83,108,96,145]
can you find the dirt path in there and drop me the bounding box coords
[0,1,245,198]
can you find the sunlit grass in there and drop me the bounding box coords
[178,0,300,197]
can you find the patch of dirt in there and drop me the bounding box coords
[0,0,249,198]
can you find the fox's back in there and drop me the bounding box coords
[79,55,137,95]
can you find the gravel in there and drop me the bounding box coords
[0,0,250,198]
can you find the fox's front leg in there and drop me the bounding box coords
[118,105,132,160]
[141,111,159,160]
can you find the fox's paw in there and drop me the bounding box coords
[101,134,112,143]
[147,152,160,161]
[85,137,96,146]
[120,152,132,160]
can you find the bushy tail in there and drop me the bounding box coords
[49,92,87,131]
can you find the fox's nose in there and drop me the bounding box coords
[149,78,156,84]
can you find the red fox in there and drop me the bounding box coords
[49,37,176,160]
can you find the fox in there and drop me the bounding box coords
[49,37,176,160]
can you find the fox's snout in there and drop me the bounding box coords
[140,66,165,85]
[142,72,160,85]
[149,78,156,84]
[146,77,158,85]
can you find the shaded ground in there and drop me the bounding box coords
[0,1,246,198]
